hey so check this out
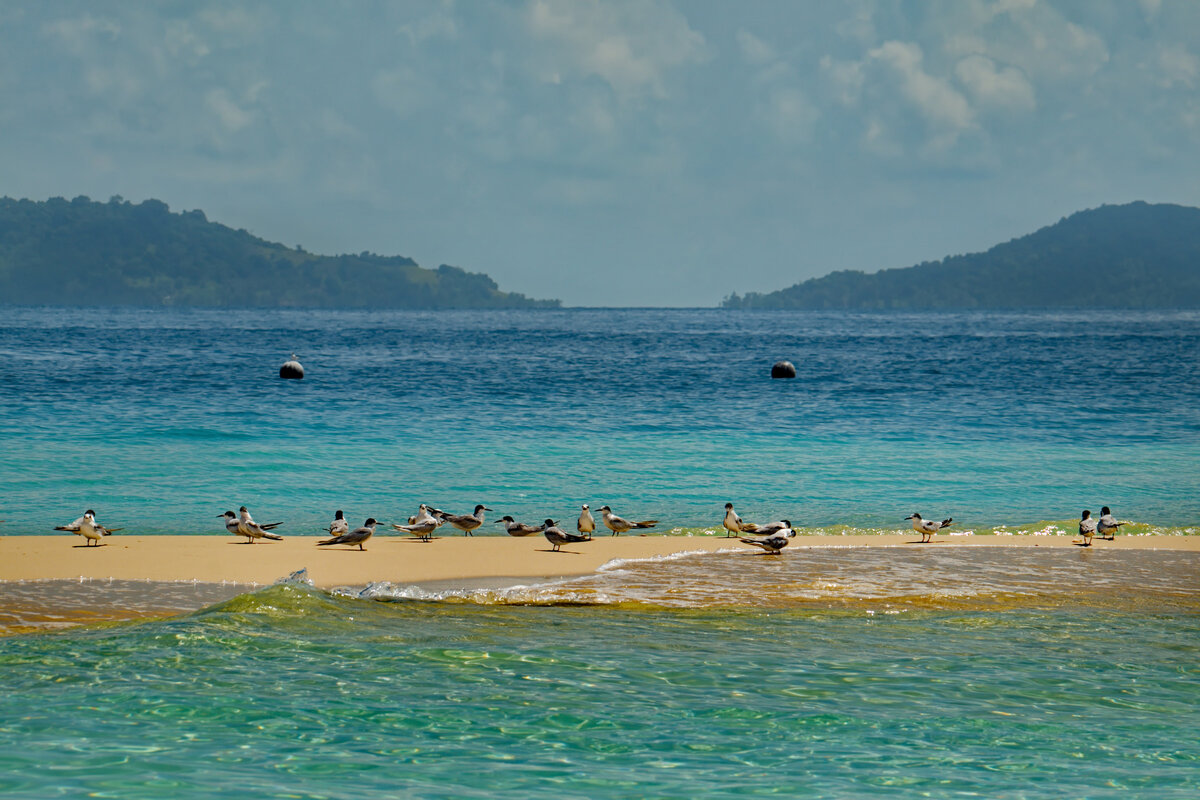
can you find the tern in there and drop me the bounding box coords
[1098,507,1123,540]
[746,519,792,536]
[392,515,441,541]
[905,513,953,543]
[318,518,379,551]
[598,505,657,536]
[429,505,491,536]
[220,509,283,543]
[325,510,349,537]
[543,519,590,552]
[55,510,122,546]
[723,503,760,537]
[738,526,796,554]
[1078,509,1097,547]
[577,504,596,538]
[495,516,546,537]
[239,506,283,540]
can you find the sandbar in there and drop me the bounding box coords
[1,533,1196,589]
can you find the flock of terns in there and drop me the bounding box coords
[54,503,1124,553]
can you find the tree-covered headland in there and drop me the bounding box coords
[0,195,559,308]
[724,202,1200,309]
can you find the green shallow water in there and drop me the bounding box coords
[1,567,1198,799]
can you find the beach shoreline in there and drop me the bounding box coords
[2,533,1197,590]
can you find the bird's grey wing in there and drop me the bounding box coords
[57,515,88,531]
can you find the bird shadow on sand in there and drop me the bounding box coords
[904,540,944,544]
[72,544,107,548]
[536,548,582,554]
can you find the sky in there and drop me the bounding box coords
[2,1,1199,307]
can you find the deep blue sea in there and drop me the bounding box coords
[1,308,1198,534]
[2,308,1199,798]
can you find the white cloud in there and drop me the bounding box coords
[1158,44,1198,88]
[736,30,775,65]
[163,21,210,62]
[764,86,819,143]
[955,54,1035,112]
[43,14,120,54]
[526,0,705,100]
[821,55,865,106]
[869,40,973,132]
[398,6,459,44]
[205,88,254,132]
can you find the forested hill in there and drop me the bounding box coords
[0,196,559,308]
[723,202,1200,309]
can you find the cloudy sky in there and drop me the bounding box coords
[3,1,1198,306]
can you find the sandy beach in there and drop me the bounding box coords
[2,533,1196,589]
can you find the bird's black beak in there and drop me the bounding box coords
[904,515,913,520]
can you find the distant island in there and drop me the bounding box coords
[723,202,1200,309]
[0,196,559,308]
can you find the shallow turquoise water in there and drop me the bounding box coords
[1,549,1198,798]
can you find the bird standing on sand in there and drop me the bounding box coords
[56,510,122,546]
[723,503,759,538]
[543,519,590,552]
[318,518,379,551]
[746,519,792,536]
[430,505,491,536]
[495,515,546,537]
[240,506,284,537]
[219,507,283,543]
[392,513,441,541]
[1079,509,1097,547]
[1098,507,1123,540]
[905,513,953,543]
[738,525,796,554]
[598,505,658,536]
[577,504,596,539]
[325,510,349,537]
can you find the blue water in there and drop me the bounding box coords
[1,308,1198,535]
[3,308,1199,797]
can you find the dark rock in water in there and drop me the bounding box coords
[771,360,796,379]
[280,354,304,379]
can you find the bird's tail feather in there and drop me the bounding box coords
[940,518,953,528]
[260,522,284,531]
[634,520,658,528]
[262,532,284,541]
